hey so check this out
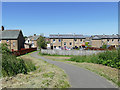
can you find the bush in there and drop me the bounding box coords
[1,43,36,77]
[102,44,107,49]
[68,50,120,69]
[0,43,11,54]
[2,53,36,77]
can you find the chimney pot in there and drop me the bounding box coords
[1,26,4,31]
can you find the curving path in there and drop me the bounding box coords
[30,51,117,88]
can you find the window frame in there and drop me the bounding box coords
[59,39,61,42]
[64,42,66,46]
[53,39,56,42]
[13,42,15,47]
[112,39,114,42]
[59,46,61,48]
[54,46,56,48]
[6,40,9,43]
[70,42,72,45]
[74,39,77,42]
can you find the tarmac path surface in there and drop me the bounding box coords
[30,51,117,88]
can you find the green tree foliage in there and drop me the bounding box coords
[102,44,107,49]
[37,36,47,50]
[85,42,91,47]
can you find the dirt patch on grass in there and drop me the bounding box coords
[1,54,70,88]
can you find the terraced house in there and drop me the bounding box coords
[49,34,89,49]
[0,26,25,51]
[91,35,120,48]
[25,34,40,48]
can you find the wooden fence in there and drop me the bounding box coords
[12,48,37,56]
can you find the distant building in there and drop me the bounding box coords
[91,35,120,48]
[49,34,89,49]
[25,34,40,48]
[0,26,25,51]
[49,34,120,49]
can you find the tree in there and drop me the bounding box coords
[102,44,107,49]
[37,36,47,51]
[24,36,28,39]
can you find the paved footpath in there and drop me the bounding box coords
[30,51,117,88]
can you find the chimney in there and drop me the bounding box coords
[34,34,36,36]
[1,26,4,31]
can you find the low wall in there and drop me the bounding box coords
[41,49,104,56]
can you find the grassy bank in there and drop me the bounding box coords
[68,50,119,69]
[2,53,70,88]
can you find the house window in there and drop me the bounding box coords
[70,42,72,45]
[59,46,61,48]
[112,39,114,42]
[59,39,61,42]
[54,46,56,48]
[53,39,55,42]
[74,39,77,42]
[13,42,15,47]
[0,40,1,43]
[28,40,29,43]
[64,42,66,45]
[6,40,9,43]
[80,39,82,41]
[107,39,109,42]
[118,39,119,42]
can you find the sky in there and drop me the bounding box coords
[2,2,118,36]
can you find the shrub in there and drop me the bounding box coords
[102,44,107,49]
[0,43,11,54]
[2,53,36,77]
[68,50,120,69]
[1,43,36,77]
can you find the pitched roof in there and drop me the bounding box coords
[28,35,40,41]
[0,30,21,39]
[92,35,119,40]
[49,34,86,39]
